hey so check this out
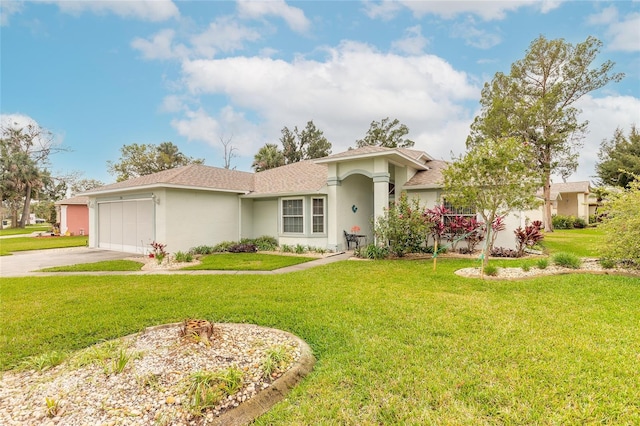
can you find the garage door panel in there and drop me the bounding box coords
[98,199,154,253]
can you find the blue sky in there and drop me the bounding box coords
[2,1,639,185]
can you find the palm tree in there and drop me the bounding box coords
[252,144,285,172]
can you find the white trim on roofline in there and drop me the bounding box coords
[242,189,329,199]
[83,183,251,197]
[315,149,431,170]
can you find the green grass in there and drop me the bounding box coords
[541,227,604,257]
[182,252,316,271]
[2,259,639,424]
[0,224,51,236]
[0,235,88,256]
[38,260,144,272]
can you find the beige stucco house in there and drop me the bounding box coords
[549,181,596,221]
[84,146,523,254]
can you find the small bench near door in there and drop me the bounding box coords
[344,230,365,250]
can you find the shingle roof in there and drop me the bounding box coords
[85,164,255,194]
[55,195,89,205]
[550,181,591,194]
[253,160,328,195]
[404,160,448,187]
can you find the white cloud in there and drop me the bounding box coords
[571,94,640,181]
[587,7,640,52]
[131,29,188,60]
[0,0,23,26]
[0,113,63,150]
[190,16,261,58]
[176,41,478,158]
[49,0,179,22]
[391,25,428,55]
[237,0,310,33]
[451,17,502,49]
[367,0,552,21]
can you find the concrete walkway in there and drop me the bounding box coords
[0,248,354,278]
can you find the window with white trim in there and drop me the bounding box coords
[312,198,325,233]
[443,199,476,224]
[282,199,303,233]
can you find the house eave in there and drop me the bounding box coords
[402,183,443,190]
[315,150,430,170]
[242,189,328,199]
[83,183,251,197]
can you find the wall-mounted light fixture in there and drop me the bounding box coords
[352,204,358,213]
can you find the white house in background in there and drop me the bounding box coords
[83,146,527,254]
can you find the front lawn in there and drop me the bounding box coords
[38,260,144,272]
[541,227,604,257]
[181,252,316,271]
[2,258,639,424]
[0,224,51,237]
[0,235,88,256]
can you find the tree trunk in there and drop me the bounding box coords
[18,183,32,228]
[543,173,553,232]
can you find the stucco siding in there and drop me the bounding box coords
[337,174,374,248]
[163,189,240,253]
[251,199,278,238]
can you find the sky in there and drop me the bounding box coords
[1,0,639,186]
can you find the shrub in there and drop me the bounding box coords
[228,243,257,253]
[150,241,168,264]
[552,215,575,229]
[174,251,193,263]
[599,177,640,269]
[252,235,278,251]
[189,245,215,255]
[356,244,389,260]
[490,247,519,258]
[600,258,616,269]
[573,217,587,228]
[514,221,544,256]
[374,192,431,257]
[521,263,531,272]
[280,244,293,253]
[552,252,582,269]
[484,264,499,276]
[212,241,235,253]
[294,244,306,254]
[537,258,549,269]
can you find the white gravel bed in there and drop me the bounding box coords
[455,258,637,279]
[0,323,302,426]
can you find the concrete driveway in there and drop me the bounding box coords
[0,247,131,278]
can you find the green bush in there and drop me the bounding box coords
[521,263,531,272]
[212,241,235,252]
[552,215,575,229]
[189,245,215,255]
[599,177,640,269]
[573,217,587,228]
[356,244,389,260]
[374,192,431,257]
[552,252,582,269]
[599,258,616,269]
[484,264,499,276]
[252,235,278,251]
[174,251,193,263]
[537,258,549,269]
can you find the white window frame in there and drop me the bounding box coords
[281,197,304,234]
[311,197,326,234]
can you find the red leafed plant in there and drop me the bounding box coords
[514,221,544,257]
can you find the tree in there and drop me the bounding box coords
[252,143,285,172]
[219,135,237,170]
[599,174,640,268]
[467,35,624,231]
[69,177,105,196]
[0,122,58,228]
[443,137,541,268]
[595,125,640,188]
[107,142,204,182]
[355,117,415,148]
[281,121,332,164]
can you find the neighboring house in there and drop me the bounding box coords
[549,181,595,221]
[55,196,89,236]
[83,146,526,254]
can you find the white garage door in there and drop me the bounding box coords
[98,199,154,253]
